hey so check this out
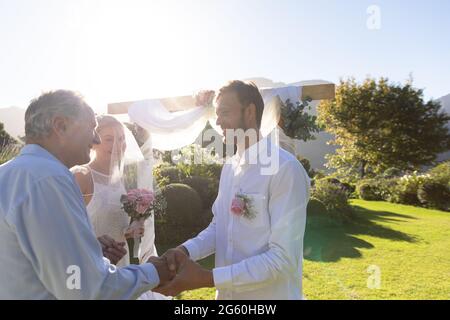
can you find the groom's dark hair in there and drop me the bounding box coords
[217,80,264,129]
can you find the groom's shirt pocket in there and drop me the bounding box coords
[236,192,268,229]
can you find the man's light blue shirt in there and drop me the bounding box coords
[0,144,160,299]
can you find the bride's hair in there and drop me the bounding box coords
[95,115,124,133]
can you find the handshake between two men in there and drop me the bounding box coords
[147,246,215,296]
[97,235,214,296]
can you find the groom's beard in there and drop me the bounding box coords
[235,115,256,155]
[225,116,247,145]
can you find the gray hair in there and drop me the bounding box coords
[25,90,91,139]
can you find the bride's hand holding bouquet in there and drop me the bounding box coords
[121,189,166,257]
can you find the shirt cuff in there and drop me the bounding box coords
[141,263,160,290]
[213,266,233,290]
[182,239,200,261]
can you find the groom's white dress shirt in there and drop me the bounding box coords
[183,137,310,300]
[0,144,160,299]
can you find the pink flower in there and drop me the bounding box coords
[231,198,245,216]
[136,203,148,214]
[124,189,155,215]
[126,189,140,202]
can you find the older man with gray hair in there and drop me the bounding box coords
[0,90,174,299]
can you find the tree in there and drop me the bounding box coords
[0,122,19,165]
[318,77,450,180]
[280,98,322,142]
[0,122,15,148]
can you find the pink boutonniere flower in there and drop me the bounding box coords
[230,193,256,220]
[231,197,245,216]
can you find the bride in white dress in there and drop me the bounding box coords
[72,115,169,299]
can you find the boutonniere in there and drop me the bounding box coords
[230,192,256,220]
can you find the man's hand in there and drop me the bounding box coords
[147,256,173,287]
[162,246,190,277]
[153,258,214,296]
[97,235,127,265]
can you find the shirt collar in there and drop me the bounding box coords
[19,144,65,165]
[232,136,271,168]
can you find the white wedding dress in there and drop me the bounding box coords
[85,166,130,267]
[75,165,170,300]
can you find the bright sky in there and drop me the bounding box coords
[1,0,449,114]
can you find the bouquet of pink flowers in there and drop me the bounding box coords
[120,188,166,257]
[120,188,166,221]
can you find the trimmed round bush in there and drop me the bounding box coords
[325,178,355,196]
[155,183,203,246]
[160,183,202,225]
[427,161,450,187]
[306,198,345,226]
[311,179,353,221]
[307,198,328,216]
[182,176,218,210]
[357,180,383,201]
[418,182,450,211]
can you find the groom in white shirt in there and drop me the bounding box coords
[157,80,310,300]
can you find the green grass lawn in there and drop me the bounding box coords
[166,200,450,300]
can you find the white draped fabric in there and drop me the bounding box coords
[128,101,219,151]
[127,85,303,151]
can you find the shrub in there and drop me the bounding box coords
[324,178,355,197]
[306,198,345,226]
[307,198,328,216]
[153,164,186,187]
[0,143,20,165]
[427,161,450,187]
[356,178,398,201]
[357,180,383,201]
[341,182,356,196]
[311,179,353,221]
[313,170,326,180]
[417,181,450,211]
[155,183,203,246]
[389,172,430,206]
[173,144,222,177]
[297,156,316,178]
[182,175,218,209]
[378,178,399,201]
[382,167,403,179]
